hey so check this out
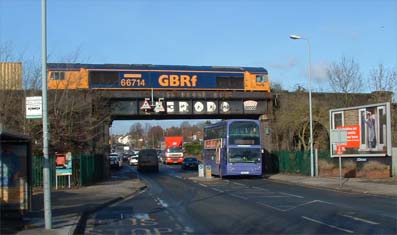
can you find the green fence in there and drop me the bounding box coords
[32,154,107,188]
[270,150,331,176]
[274,151,311,175]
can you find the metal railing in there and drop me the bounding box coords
[270,150,331,176]
[32,154,107,188]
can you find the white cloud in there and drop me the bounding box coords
[311,62,329,84]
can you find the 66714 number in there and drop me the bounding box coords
[120,79,146,87]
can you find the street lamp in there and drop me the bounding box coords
[289,34,314,177]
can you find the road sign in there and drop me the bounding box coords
[330,129,348,144]
[154,99,165,112]
[140,99,152,110]
[26,96,42,119]
[207,101,217,113]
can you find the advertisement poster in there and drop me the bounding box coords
[0,143,28,210]
[55,152,73,176]
[329,103,392,157]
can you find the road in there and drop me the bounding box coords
[85,163,397,235]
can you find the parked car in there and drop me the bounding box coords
[137,149,159,172]
[129,155,139,166]
[181,157,199,170]
[109,153,122,169]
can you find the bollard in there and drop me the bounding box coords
[205,165,212,178]
[198,164,204,177]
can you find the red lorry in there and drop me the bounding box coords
[163,136,184,164]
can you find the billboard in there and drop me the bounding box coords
[0,143,29,211]
[329,102,392,157]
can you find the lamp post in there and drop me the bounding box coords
[289,34,314,177]
[42,0,52,229]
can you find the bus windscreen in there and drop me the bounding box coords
[229,148,261,163]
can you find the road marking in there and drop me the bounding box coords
[174,175,182,179]
[302,216,354,234]
[252,186,269,191]
[243,190,275,195]
[256,202,286,212]
[283,200,322,212]
[232,182,245,186]
[198,183,208,187]
[231,193,248,200]
[184,226,194,233]
[211,188,224,193]
[340,214,380,225]
[240,191,284,198]
[157,198,169,208]
[279,192,304,198]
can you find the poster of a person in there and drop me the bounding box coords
[0,148,21,187]
[366,111,377,150]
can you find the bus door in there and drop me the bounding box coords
[214,138,226,176]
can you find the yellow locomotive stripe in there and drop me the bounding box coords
[123,73,142,78]
[88,68,267,74]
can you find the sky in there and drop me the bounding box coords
[1,0,396,134]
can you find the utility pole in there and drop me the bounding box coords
[41,0,52,229]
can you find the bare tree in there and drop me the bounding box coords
[147,125,164,148]
[129,123,144,148]
[327,56,363,105]
[368,64,396,102]
[1,42,112,154]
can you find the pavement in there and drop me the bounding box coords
[190,174,397,197]
[266,174,397,197]
[1,170,146,235]
[2,172,396,235]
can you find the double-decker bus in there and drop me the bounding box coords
[203,119,262,177]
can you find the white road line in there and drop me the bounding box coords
[279,192,304,198]
[243,191,274,195]
[232,182,245,186]
[302,216,354,234]
[240,191,283,198]
[211,188,224,193]
[283,200,322,212]
[184,226,194,233]
[231,193,248,200]
[158,198,169,208]
[340,214,380,225]
[256,202,286,212]
[252,186,269,191]
[256,195,289,198]
[198,183,208,187]
[174,175,182,179]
